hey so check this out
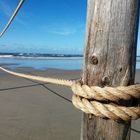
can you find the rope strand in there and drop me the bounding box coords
[0,67,73,87]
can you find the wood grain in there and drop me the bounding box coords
[82,0,140,139]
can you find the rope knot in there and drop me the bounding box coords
[71,82,140,121]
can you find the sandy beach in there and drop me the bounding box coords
[0,67,139,140]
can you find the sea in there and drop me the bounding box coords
[0,53,139,70]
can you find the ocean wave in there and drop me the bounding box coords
[14,56,83,60]
[0,55,13,58]
[0,53,83,60]
[0,53,139,62]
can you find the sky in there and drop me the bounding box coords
[0,0,139,55]
[0,0,87,54]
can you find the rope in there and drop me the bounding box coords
[0,67,73,86]
[71,82,140,101]
[0,0,25,37]
[72,95,140,121]
[0,67,140,121]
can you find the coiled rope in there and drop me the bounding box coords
[0,67,140,121]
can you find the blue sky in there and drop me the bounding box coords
[0,0,87,54]
[0,0,139,55]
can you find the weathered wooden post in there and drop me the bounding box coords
[82,0,139,140]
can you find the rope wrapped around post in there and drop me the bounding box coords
[0,67,140,121]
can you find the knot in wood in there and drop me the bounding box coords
[90,56,98,65]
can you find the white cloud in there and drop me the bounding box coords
[0,0,11,17]
[41,23,85,36]
[47,28,76,36]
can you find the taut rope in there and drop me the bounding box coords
[0,0,25,37]
[0,67,73,87]
[0,67,140,121]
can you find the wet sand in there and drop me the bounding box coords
[0,67,139,140]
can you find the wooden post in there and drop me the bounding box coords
[82,0,139,140]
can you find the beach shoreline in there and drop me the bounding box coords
[0,56,139,70]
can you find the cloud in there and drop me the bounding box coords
[47,28,76,36]
[42,23,85,36]
[0,0,11,17]
[0,0,25,25]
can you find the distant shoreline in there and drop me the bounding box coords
[0,65,140,72]
[0,53,139,70]
[0,61,139,71]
